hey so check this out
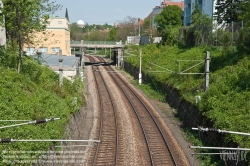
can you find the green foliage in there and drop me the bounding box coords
[0,52,84,164]
[70,23,114,41]
[215,0,242,24]
[191,3,202,22]
[1,0,61,73]
[236,28,250,54]
[140,17,151,36]
[238,0,250,26]
[189,4,213,47]
[107,27,117,41]
[164,26,180,46]
[155,5,182,43]
[125,44,250,165]
[70,23,85,41]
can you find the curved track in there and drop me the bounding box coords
[96,56,177,166]
[85,55,188,166]
[87,56,119,165]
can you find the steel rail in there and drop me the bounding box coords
[103,59,177,166]
[88,55,118,166]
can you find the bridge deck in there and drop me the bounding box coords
[70,41,124,48]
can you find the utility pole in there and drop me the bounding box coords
[231,21,234,46]
[138,18,141,36]
[82,47,85,68]
[139,48,142,85]
[205,51,210,91]
[58,49,63,87]
[110,47,111,59]
[76,57,79,76]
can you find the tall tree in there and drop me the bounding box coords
[141,17,151,36]
[238,0,250,26]
[155,5,182,32]
[215,0,242,25]
[191,3,202,24]
[190,3,213,46]
[1,0,61,73]
[154,5,182,43]
[107,27,117,41]
[116,16,138,41]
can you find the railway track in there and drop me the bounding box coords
[84,55,189,166]
[85,56,119,165]
[99,60,177,165]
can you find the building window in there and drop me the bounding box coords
[26,47,35,52]
[38,47,48,53]
[52,47,60,52]
[203,0,205,6]
[58,21,63,24]
[192,3,194,9]
[26,47,35,55]
[186,4,191,8]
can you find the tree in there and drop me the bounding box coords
[141,17,151,36]
[190,3,213,46]
[1,0,60,73]
[154,5,182,43]
[107,27,117,41]
[191,3,202,24]
[215,0,242,25]
[155,5,182,32]
[238,0,250,26]
[116,16,138,41]
[70,23,84,40]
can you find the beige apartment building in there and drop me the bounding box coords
[25,9,71,56]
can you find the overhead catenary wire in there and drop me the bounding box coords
[149,62,175,73]
[190,146,250,151]
[54,145,92,147]
[0,138,100,143]
[192,127,250,136]
[0,120,30,122]
[0,118,60,129]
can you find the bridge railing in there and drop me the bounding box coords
[70,41,121,45]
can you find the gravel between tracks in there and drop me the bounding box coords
[82,56,197,166]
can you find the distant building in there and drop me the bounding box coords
[184,0,216,26]
[152,0,184,28]
[24,8,71,56]
[0,0,6,47]
[127,36,140,45]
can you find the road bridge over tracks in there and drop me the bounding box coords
[71,40,124,67]
[70,40,124,49]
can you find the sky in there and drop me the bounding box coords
[54,0,183,25]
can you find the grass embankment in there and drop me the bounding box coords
[0,53,84,165]
[124,44,250,165]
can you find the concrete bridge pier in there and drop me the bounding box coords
[81,47,85,68]
[117,48,122,67]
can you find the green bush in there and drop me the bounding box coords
[0,52,85,165]
[237,28,250,55]
[125,44,250,165]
